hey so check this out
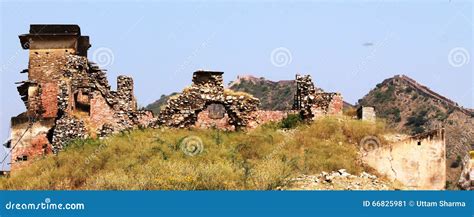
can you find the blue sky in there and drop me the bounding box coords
[0,0,472,156]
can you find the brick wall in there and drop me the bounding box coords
[90,91,115,128]
[40,82,59,118]
[195,110,235,131]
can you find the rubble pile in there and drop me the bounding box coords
[51,115,87,152]
[158,71,260,130]
[281,169,393,190]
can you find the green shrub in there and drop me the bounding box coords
[278,113,303,129]
[405,109,428,134]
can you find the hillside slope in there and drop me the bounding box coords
[0,118,389,190]
[357,75,473,187]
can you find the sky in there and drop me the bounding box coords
[0,0,472,169]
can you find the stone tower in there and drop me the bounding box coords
[18,24,90,118]
[10,25,91,170]
[9,25,151,171]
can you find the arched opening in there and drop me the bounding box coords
[194,101,239,131]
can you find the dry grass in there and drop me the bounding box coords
[0,117,389,190]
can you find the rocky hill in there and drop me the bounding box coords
[357,75,473,187]
[145,93,178,115]
[227,75,298,110]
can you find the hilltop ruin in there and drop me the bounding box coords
[3,24,451,190]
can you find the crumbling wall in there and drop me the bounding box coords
[51,115,87,152]
[310,93,343,118]
[361,129,446,190]
[195,108,234,131]
[293,74,343,120]
[10,115,55,170]
[55,55,153,137]
[90,91,116,129]
[247,111,288,129]
[158,71,260,130]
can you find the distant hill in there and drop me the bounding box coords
[145,93,178,115]
[357,75,474,188]
[227,75,298,110]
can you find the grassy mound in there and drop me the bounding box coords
[0,117,388,190]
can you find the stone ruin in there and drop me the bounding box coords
[357,106,376,122]
[157,71,261,130]
[292,74,343,120]
[9,25,154,169]
[157,72,345,130]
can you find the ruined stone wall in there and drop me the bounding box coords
[10,116,55,170]
[116,76,137,112]
[293,74,343,120]
[90,91,116,129]
[361,129,446,190]
[51,115,87,152]
[247,110,288,129]
[310,93,343,118]
[195,109,235,131]
[56,55,154,138]
[158,71,260,130]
